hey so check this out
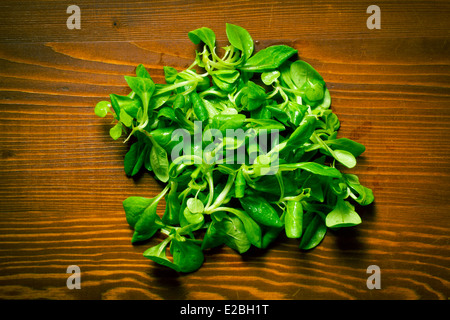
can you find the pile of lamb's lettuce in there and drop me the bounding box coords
[94,24,374,273]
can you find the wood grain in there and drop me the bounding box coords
[0,0,449,300]
[0,0,449,43]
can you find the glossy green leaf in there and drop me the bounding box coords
[333,149,357,169]
[150,142,170,183]
[299,214,327,250]
[305,79,325,102]
[279,162,342,178]
[186,197,205,214]
[161,184,179,224]
[132,199,160,243]
[124,141,147,176]
[183,207,204,226]
[245,118,285,131]
[239,196,283,228]
[170,237,204,273]
[163,66,178,84]
[109,94,141,119]
[240,45,298,72]
[224,214,252,253]
[325,198,362,228]
[122,193,164,244]
[188,27,216,49]
[123,196,154,228]
[211,114,246,134]
[290,60,324,89]
[201,219,226,251]
[124,76,155,110]
[132,144,148,176]
[136,64,152,79]
[344,174,374,206]
[229,208,262,248]
[234,170,246,198]
[284,115,316,150]
[212,69,240,92]
[261,226,283,249]
[109,123,122,140]
[239,81,267,111]
[225,23,254,60]
[119,108,133,128]
[261,70,280,85]
[326,138,366,158]
[94,101,110,117]
[143,239,180,272]
[285,200,303,238]
[190,91,209,122]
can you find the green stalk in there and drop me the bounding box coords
[205,173,235,213]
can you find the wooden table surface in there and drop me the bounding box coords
[0,0,449,300]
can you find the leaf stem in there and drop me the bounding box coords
[204,171,215,209]
[205,173,235,213]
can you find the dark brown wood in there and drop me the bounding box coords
[0,0,449,300]
[0,0,449,42]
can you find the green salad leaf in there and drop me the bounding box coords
[94,24,374,273]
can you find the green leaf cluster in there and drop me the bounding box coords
[94,24,374,272]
